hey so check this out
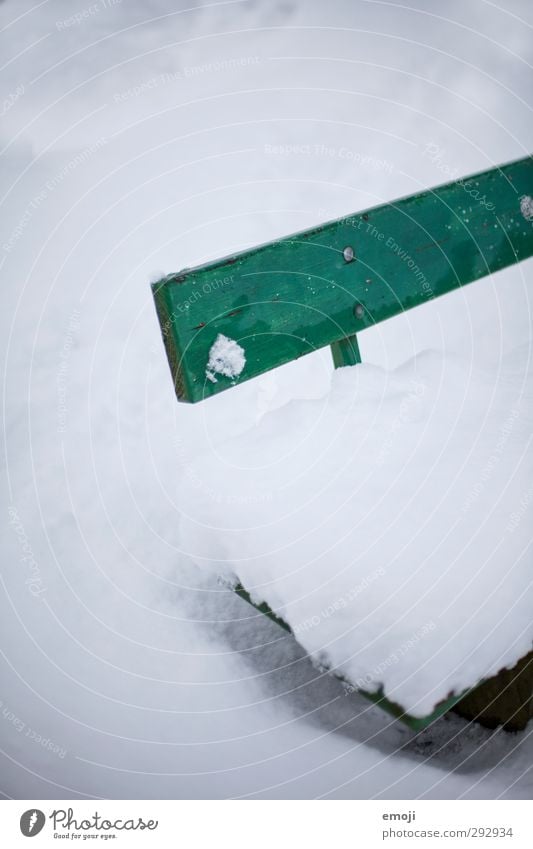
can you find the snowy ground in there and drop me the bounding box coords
[1,0,532,799]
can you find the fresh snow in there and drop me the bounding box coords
[206,334,246,383]
[520,195,533,222]
[180,349,533,717]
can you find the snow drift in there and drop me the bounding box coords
[180,348,533,717]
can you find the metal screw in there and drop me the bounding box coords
[354,303,364,319]
[343,246,355,263]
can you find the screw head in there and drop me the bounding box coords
[343,245,355,263]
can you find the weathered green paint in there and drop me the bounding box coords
[234,584,465,731]
[153,156,533,403]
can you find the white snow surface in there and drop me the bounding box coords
[206,333,246,382]
[180,349,533,717]
[520,195,533,221]
[1,0,533,801]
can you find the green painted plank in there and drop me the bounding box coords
[234,584,465,731]
[153,155,533,403]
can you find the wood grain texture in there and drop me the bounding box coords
[234,583,467,731]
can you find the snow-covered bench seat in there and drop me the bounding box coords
[153,156,533,730]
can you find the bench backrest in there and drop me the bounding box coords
[152,156,533,403]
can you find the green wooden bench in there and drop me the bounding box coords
[152,156,533,731]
